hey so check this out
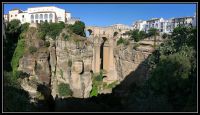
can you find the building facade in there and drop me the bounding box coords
[132,14,196,34]
[4,6,72,24]
[132,20,146,31]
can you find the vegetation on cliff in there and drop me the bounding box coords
[125,26,197,112]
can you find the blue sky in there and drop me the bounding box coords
[3,3,196,27]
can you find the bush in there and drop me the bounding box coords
[90,86,98,97]
[117,37,129,46]
[58,83,72,97]
[68,21,86,37]
[117,37,125,45]
[38,22,65,40]
[29,46,37,54]
[90,70,104,97]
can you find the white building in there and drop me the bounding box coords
[144,18,167,34]
[132,20,146,31]
[171,16,193,28]
[192,13,196,27]
[4,6,72,24]
[132,15,195,34]
[111,24,134,30]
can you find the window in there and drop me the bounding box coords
[15,14,17,17]
[156,24,158,28]
[39,14,43,20]
[45,20,48,22]
[40,20,43,23]
[49,13,53,19]
[22,15,24,18]
[31,15,34,19]
[36,20,38,23]
[44,14,48,20]
[11,15,12,17]
[31,15,34,23]
[35,14,38,20]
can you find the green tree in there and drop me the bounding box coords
[130,29,140,42]
[69,21,86,37]
[4,19,22,71]
[148,28,159,48]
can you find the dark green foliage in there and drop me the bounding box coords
[162,33,168,39]
[148,28,159,48]
[3,71,35,112]
[68,21,86,37]
[131,29,140,42]
[21,23,30,32]
[125,26,197,112]
[48,22,65,39]
[4,19,22,71]
[6,19,21,34]
[29,46,37,54]
[38,21,65,40]
[128,29,147,42]
[117,37,129,45]
[58,83,72,97]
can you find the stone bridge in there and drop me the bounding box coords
[84,26,157,82]
[85,26,120,80]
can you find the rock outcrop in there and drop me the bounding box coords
[17,27,155,99]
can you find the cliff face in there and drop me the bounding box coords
[17,27,155,99]
[18,27,93,98]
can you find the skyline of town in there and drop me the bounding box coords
[3,3,196,27]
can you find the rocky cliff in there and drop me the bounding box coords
[17,26,155,99]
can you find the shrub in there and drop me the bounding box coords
[90,86,98,97]
[117,37,129,46]
[117,37,125,45]
[90,70,104,97]
[58,83,72,97]
[29,46,37,54]
[38,22,65,40]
